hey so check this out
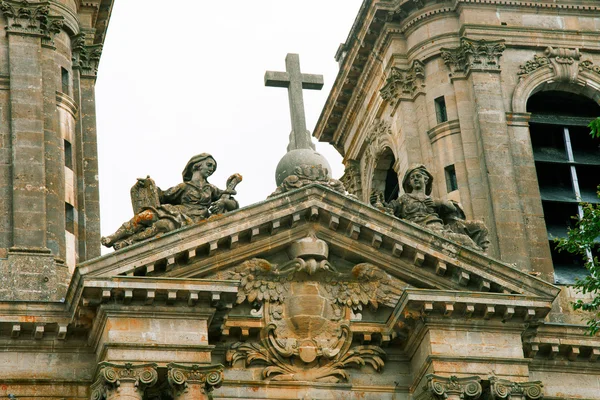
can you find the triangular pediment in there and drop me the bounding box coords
[79,184,559,302]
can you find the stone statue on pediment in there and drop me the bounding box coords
[371,164,489,252]
[101,153,241,250]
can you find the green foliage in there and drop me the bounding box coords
[555,199,600,335]
[589,117,600,138]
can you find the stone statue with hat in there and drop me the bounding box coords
[372,164,489,252]
[101,153,242,250]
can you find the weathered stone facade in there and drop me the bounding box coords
[0,0,109,302]
[1,1,600,399]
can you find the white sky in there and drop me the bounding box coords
[96,1,364,253]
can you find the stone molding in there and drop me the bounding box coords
[0,0,64,46]
[380,60,425,107]
[490,377,544,400]
[427,119,460,145]
[441,37,506,77]
[425,374,483,400]
[72,33,103,78]
[167,363,224,397]
[90,362,158,400]
[56,91,79,118]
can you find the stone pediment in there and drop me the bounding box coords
[72,184,561,383]
[79,184,558,302]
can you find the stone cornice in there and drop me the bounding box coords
[314,0,600,149]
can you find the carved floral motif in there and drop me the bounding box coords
[441,38,506,74]
[0,0,63,45]
[380,60,425,106]
[269,164,345,197]
[223,236,406,382]
[72,34,103,78]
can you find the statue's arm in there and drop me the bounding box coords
[211,185,239,211]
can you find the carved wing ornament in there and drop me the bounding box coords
[223,235,408,383]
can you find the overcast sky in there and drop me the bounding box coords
[95,1,364,252]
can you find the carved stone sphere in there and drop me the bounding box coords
[275,149,332,186]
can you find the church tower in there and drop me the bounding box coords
[0,0,113,301]
[314,0,600,287]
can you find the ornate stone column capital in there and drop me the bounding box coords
[441,38,505,77]
[379,59,425,106]
[0,0,64,46]
[490,377,544,400]
[90,362,158,400]
[425,374,483,400]
[167,363,224,399]
[72,33,103,78]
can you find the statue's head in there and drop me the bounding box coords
[402,164,433,195]
[182,153,217,182]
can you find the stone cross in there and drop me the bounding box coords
[265,53,324,150]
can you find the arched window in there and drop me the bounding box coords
[527,91,600,284]
[371,148,399,203]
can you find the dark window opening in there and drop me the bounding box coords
[64,139,73,170]
[372,148,399,203]
[528,90,600,284]
[61,67,69,95]
[444,165,458,192]
[384,163,399,203]
[65,203,75,234]
[434,96,448,124]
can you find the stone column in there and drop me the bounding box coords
[167,363,224,400]
[72,34,102,260]
[441,38,530,268]
[425,374,483,400]
[490,378,544,400]
[89,362,158,400]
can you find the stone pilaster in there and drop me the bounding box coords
[441,38,531,269]
[167,363,224,400]
[425,374,483,400]
[90,362,158,400]
[72,33,102,260]
[490,378,544,400]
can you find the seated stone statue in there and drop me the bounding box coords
[101,153,241,250]
[371,164,489,252]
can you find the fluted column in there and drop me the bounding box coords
[90,362,158,400]
[490,378,544,400]
[425,374,483,400]
[167,363,224,400]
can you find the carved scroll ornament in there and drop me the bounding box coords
[518,46,600,84]
[426,375,483,400]
[490,377,544,400]
[90,362,158,400]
